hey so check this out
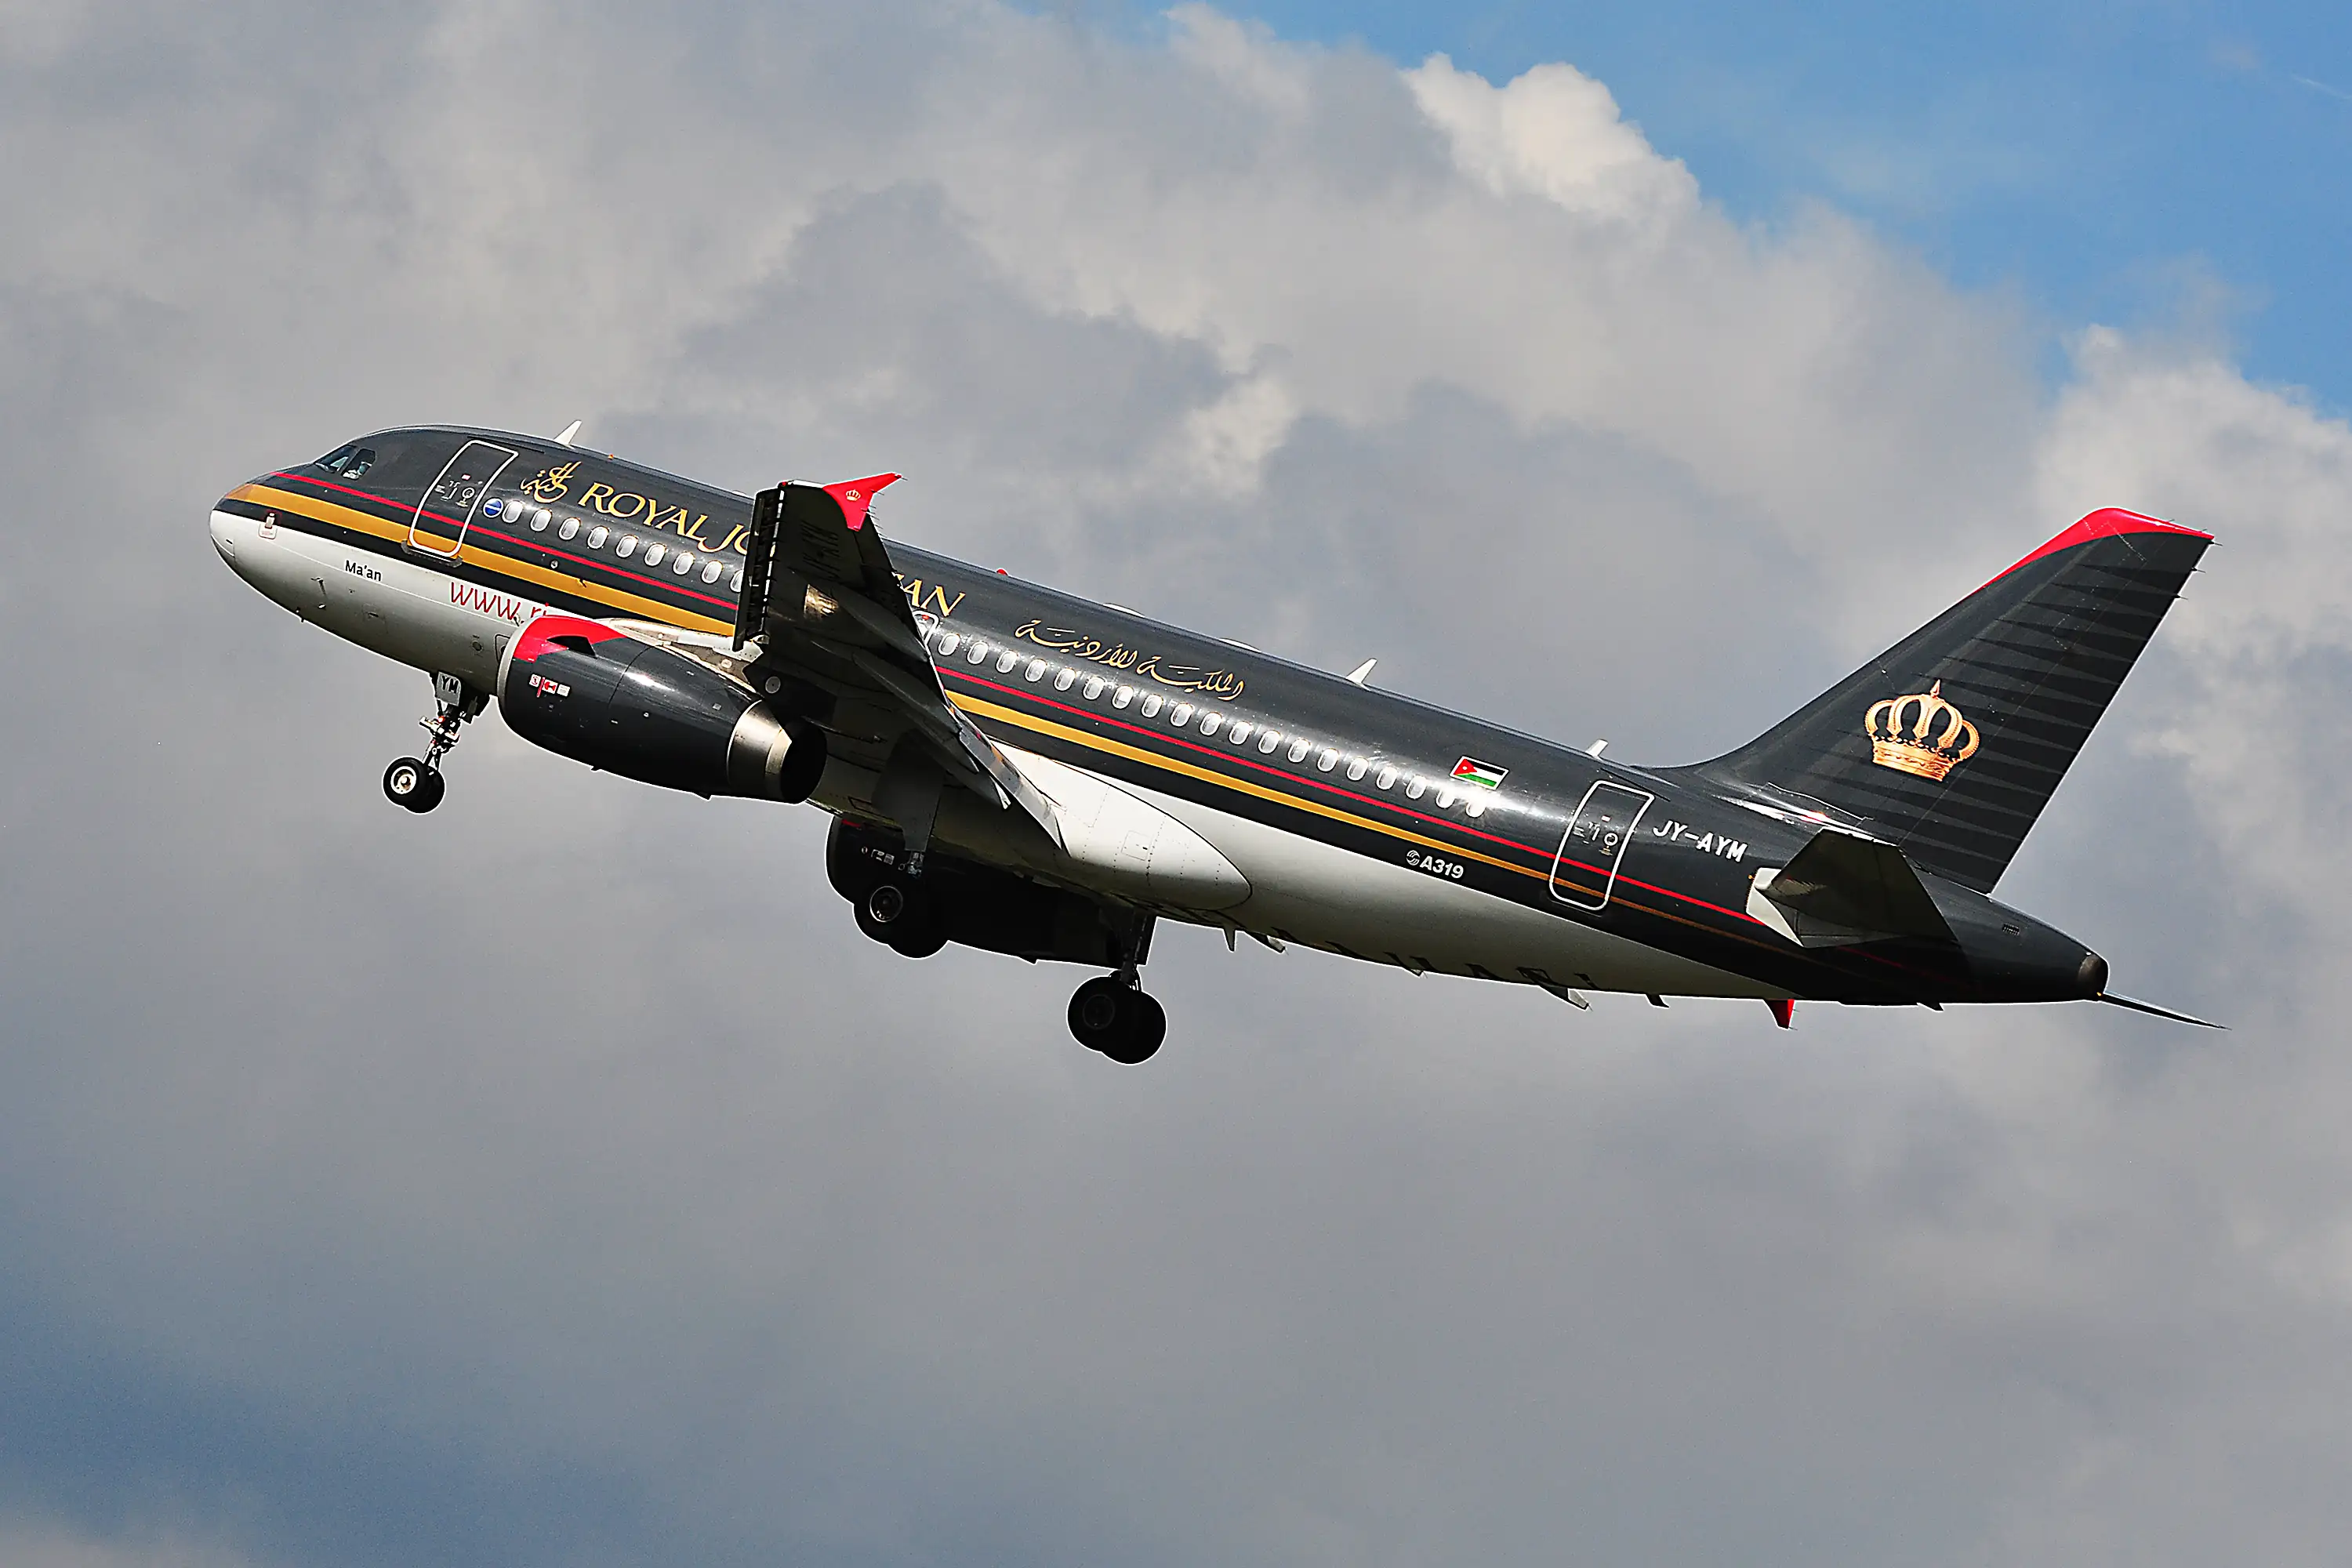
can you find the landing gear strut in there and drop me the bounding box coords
[384,673,484,814]
[1068,969,1166,1065]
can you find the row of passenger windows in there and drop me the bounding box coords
[922,625,1490,818]
[507,503,740,589]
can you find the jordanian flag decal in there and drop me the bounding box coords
[1451,757,1508,790]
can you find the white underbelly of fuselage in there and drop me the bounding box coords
[210,507,546,689]
[1101,771,1772,999]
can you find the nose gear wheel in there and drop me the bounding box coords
[383,674,483,814]
[383,756,443,812]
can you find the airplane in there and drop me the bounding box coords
[209,424,2219,1062]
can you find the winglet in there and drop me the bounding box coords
[822,474,901,532]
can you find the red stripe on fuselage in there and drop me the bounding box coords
[941,666,1766,929]
[268,472,743,613]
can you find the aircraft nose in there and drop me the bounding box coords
[209,506,238,564]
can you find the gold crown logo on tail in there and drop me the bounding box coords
[1865,681,1980,782]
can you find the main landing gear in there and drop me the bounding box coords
[383,673,484,815]
[853,876,949,959]
[1068,971,1165,1065]
[854,873,1167,1063]
[826,819,1169,1064]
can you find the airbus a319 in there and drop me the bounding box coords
[210,426,2217,1062]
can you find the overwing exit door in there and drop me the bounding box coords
[408,439,517,558]
[1550,781,1653,911]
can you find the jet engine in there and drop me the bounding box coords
[497,614,825,800]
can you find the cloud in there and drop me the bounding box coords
[2,2,2352,1564]
[1405,53,1698,224]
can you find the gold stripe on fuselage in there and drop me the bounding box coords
[949,692,1555,887]
[229,481,737,637]
[240,479,1767,954]
[948,696,1779,955]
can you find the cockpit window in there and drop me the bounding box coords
[318,443,377,480]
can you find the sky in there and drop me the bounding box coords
[4,2,2352,1565]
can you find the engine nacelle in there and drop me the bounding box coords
[497,615,824,801]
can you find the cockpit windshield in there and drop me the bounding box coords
[318,441,378,480]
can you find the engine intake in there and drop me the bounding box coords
[498,615,824,800]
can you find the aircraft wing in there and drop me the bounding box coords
[731,475,1062,850]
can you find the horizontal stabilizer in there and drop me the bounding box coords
[1748,829,1954,948]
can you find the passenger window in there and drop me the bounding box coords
[532,508,552,532]
[1376,766,1398,789]
[1170,702,1193,726]
[967,641,989,663]
[1317,749,1338,771]
[938,633,960,658]
[996,650,1018,673]
[1347,757,1368,780]
[560,518,581,540]
[616,535,638,558]
[730,569,744,592]
[587,525,608,549]
[702,561,724,584]
[1113,686,1134,709]
[1406,777,1426,799]
[1465,798,1487,818]
[644,543,666,567]
[1287,739,1311,763]
[1083,676,1105,699]
[1258,731,1280,753]
[1025,658,1047,682]
[1436,786,1457,808]
[1198,712,1222,736]
[1139,694,1163,717]
[1054,668,1077,691]
[673,552,694,575]
[1229,720,1251,744]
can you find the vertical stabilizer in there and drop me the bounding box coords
[1687,510,2211,892]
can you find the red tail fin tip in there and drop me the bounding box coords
[1985,507,2213,590]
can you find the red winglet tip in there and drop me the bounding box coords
[825,473,902,532]
[1984,507,2213,589]
[1766,998,1795,1029]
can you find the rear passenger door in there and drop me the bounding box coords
[1550,781,1653,911]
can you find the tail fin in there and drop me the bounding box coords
[1688,509,2212,893]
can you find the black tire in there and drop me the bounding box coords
[383,757,438,811]
[856,880,946,958]
[1102,992,1165,1065]
[1068,982,1138,1053]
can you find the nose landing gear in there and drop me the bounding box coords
[383,673,485,814]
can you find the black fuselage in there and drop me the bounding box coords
[216,425,2106,1008]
